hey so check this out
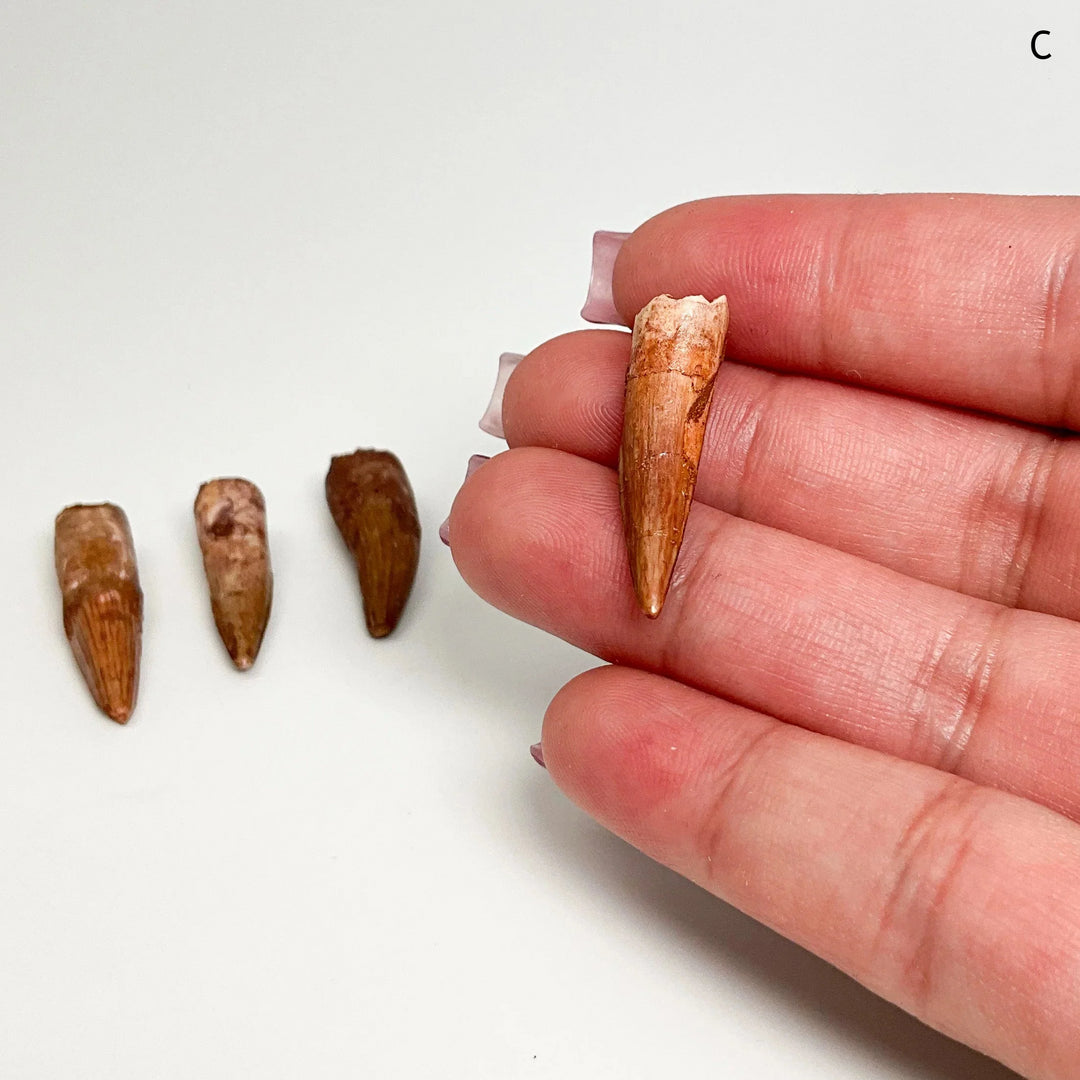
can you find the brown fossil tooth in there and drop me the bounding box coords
[618,294,729,618]
[194,478,273,670]
[326,449,421,638]
[54,503,143,723]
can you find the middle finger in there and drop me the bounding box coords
[501,330,1080,621]
[450,448,1080,822]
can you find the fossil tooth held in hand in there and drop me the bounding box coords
[54,503,143,723]
[619,294,729,618]
[194,478,273,670]
[326,449,421,638]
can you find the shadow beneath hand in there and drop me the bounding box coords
[524,777,1019,1079]
[424,569,591,730]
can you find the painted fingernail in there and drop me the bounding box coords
[581,230,631,324]
[479,353,524,439]
[439,454,490,546]
[530,742,546,768]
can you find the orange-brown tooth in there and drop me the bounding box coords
[54,503,143,723]
[194,478,273,670]
[618,294,729,618]
[326,449,421,638]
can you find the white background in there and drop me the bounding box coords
[1,2,1074,1076]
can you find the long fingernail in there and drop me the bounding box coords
[530,742,546,768]
[581,230,631,324]
[439,454,490,545]
[479,353,524,438]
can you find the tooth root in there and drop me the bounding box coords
[618,294,729,618]
[54,504,143,723]
[194,478,273,670]
[325,449,421,638]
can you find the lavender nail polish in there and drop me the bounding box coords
[439,454,490,546]
[479,352,524,439]
[581,230,631,324]
[530,742,546,768]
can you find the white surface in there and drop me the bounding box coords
[0,1,1071,1075]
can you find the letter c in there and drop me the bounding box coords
[1032,30,1051,59]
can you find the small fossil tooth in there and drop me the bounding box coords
[194,478,273,670]
[618,294,729,618]
[54,503,143,723]
[326,449,421,638]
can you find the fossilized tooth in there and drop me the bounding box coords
[618,294,729,618]
[326,449,421,638]
[193,478,273,670]
[54,503,143,723]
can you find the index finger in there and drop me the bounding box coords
[607,194,1080,429]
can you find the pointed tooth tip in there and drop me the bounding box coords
[103,703,133,724]
[639,597,664,619]
[632,560,671,617]
[632,567,668,617]
[231,653,255,671]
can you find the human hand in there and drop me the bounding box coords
[447,195,1080,1079]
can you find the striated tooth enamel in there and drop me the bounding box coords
[54,503,143,723]
[618,294,729,618]
[326,449,421,638]
[194,478,273,670]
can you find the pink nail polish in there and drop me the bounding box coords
[530,742,546,768]
[440,454,490,546]
[581,230,631,324]
[479,353,524,439]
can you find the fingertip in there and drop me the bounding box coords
[610,198,721,320]
[445,445,505,572]
[610,194,820,322]
[445,446,630,637]
[502,330,629,452]
[446,446,552,594]
[540,666,708,846]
